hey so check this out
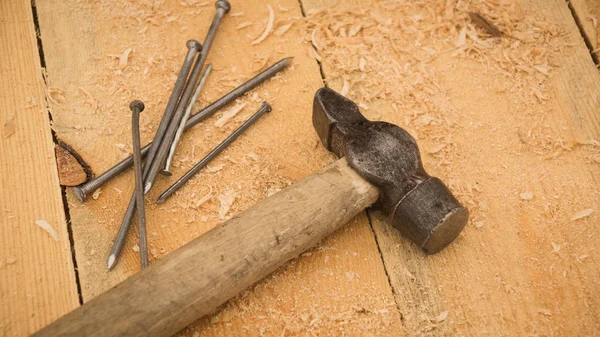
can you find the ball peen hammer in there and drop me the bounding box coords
[34,88,468,337]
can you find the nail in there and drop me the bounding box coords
[142,39,201,179]
[71,57,292,201]
[107,196,136,270]
[156,102,272,204]
[162,64,212,176]
[130,100,149,269]
[144,1,231,194]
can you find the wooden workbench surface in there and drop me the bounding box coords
[1,0,598,336]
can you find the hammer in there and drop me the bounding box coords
[34,88,468,337]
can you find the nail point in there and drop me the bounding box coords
[107,254,116,270]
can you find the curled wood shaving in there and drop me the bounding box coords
[78,87,97,114]
[205,164,224,173]
[252,5,274,45]
[35,220,59,241]
[274,23,293,36]
[215,103,247,127]
[456,26,467,47]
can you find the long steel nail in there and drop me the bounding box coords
[143,39,201,179]
[72,57,292,202]
[162,64,212,176]
[144,0,231,194]
[130,101,149,269]
[156,102,272,204]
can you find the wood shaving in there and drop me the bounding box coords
[274,23,293,36]
[551,242,561,253]
[456,26,467,47]
[92,188,102,200]
[252,5,274,45]
[340,80,350,96]
[247,152,259,161]
[35,219,59,241]
[475,221,485,229]
[308,45,322,62]
[205,164,224,173]
[358,57,366,71]
[236,22,252,30]
[570,208,593,221]
[6,258,17,265]
[132,244,140,252]
[436,310,449,323]
[194,188,213,209]
[218,190,238,219]
[108,47,132,67]
[428,143,447,154]
[519,191,533,200]
[215,103,246,127]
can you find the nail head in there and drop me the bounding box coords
[215,0,231,13]
[129,100,145,112]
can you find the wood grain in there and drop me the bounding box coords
[570,0,599,51]
[35,0,404,335]
[0,0,80,336]
[302,0,600,335]
[34,158,379,337]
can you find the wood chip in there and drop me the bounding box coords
[551,242,560,253]
[218,190,238,219]
[6,258,17,265]
[109,47,133,67]
[132,244,140,252]
[215,103,246,127]
[570,208,593,221]
[456,26,467,47]
[92,188,102,200]
[252,5,274,45]
[520,191,533,200]
[436,310,449,323]
[55,140,93,186]
[340,79,350,96]
[205,164,224,173]
[35,219,59,241]
[194,188,213,208]
[247,152,259,161]
[475,221,485,229]
[468,12,501,37]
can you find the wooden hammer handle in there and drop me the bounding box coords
[34,158,379,337]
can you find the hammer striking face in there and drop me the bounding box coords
[313,87,469,254]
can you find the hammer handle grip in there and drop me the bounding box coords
[34,158,379,337]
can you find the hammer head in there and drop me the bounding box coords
[313,87,468,254]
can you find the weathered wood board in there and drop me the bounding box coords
[35,0,402,335]
[302,0,600,335]
[0,1,80,336]
[2,0,599,336]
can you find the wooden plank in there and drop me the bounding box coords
[0,0,80,336]
[301,0,600,335]
[570,0,599,51]
[35,0,404,335]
